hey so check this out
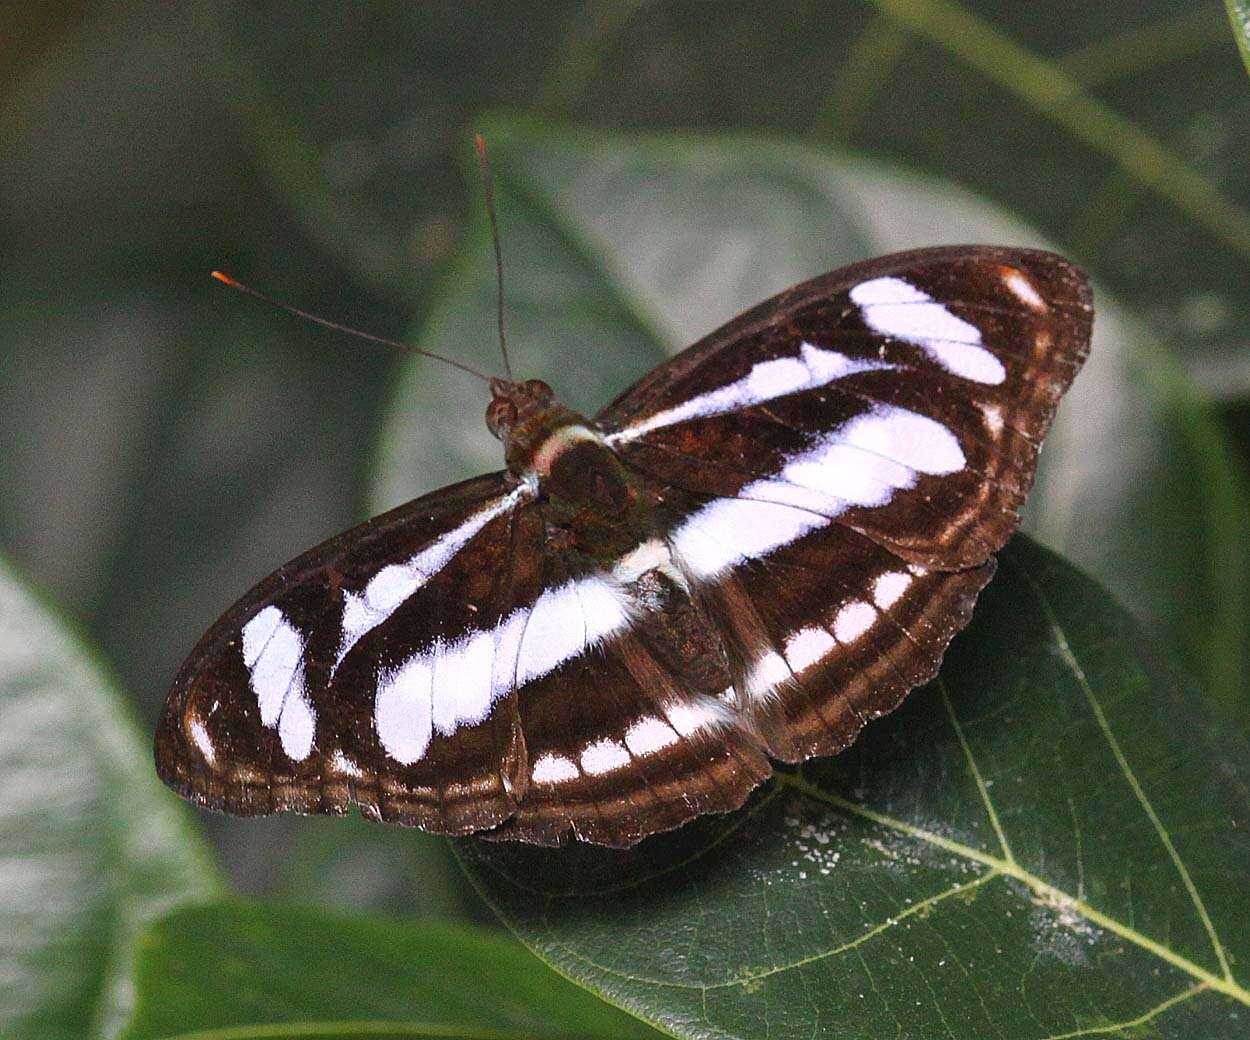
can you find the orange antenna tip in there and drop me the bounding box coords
[210,270,238,287]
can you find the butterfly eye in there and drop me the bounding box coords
[485,398,518,438]
[523,379,553,402]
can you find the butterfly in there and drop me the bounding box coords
[155,243,1091,847]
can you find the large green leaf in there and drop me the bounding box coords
[1229,0,1250,79]
[461,536,1250,1039]
[120,901,665,1040]
[375,122,1250,729]
[0,554,220,1040]
[215,2,1250,399]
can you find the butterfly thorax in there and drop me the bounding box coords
[486,377,648,560]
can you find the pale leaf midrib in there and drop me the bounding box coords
[782,773,1250,1008]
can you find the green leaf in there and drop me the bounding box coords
[203,1,595,302]
[120,901,666,1040]
[374,121,1250,729]
[1229,0,1250,79]
[0,553,220,1040]
[213,3,1250,399]
[461,535,1250,1039]
[836,0,1250,399]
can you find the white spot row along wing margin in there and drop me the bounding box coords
[530,698,734,786]
[743,568,915,703]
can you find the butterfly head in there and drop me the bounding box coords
[485,377,556,439]
[486,376,601,479]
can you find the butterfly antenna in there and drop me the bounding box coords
[474,134,514,381]
[209,271,492,383]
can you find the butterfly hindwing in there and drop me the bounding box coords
[491,537,771,846]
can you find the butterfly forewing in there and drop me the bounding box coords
[157,244,1091,847]
[155,471,540,833]
[602,247,1090,570]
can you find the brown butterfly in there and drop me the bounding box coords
[156,182,1090,848]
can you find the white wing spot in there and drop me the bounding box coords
[240,605,316,760]
[1002,268,1047,311]
[664,698,733,736]
[374,656,434,766]
[873,572,912,610]
[532,753,579,785]
[624,716,679,756]
[580,738,631,776]
[745,649,792,702]
[188,716,216,767]
[850,276,1006,385]
[834,600,876,644]
[241,606,304,727]
[278,688,316,761]
[785,626,838,673]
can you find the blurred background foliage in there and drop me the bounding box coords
[2,0,1249,927]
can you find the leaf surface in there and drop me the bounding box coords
[120,901,666,1040]
[214,2,1250,399]
[0,554,220,1040]
[1229,0,1250,79]
[462,536,1250,1039]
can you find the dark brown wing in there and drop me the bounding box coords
[598,246,1091,762]
[156,470,771,846]
[155,471,543,834]
[159,246,1090,847]
[491,534,771,847]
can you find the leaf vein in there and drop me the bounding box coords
[863,0,1250,260]
[778,773,1249,1007]
[1005,552,1234,982]
[940,680,1015,865]
[1040,982,1208,1039]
